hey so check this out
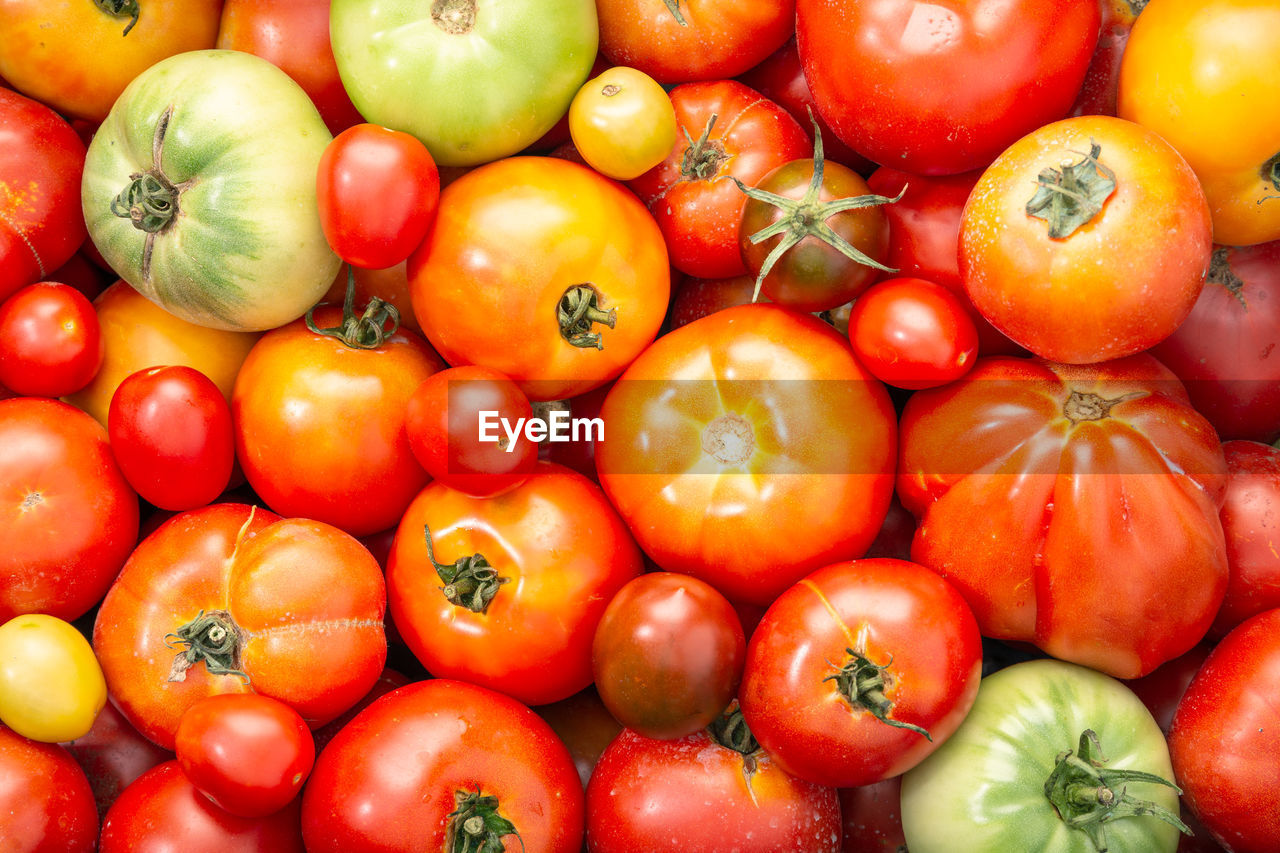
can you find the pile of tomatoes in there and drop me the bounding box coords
[2,0,1279,851]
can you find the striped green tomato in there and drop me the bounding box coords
[81,49,340,333]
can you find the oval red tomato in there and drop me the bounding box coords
[848,277,979,390]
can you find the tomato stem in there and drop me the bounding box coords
[1263,150,1280,193]
[1043,729,1190,851]
[708,704,760,756]
[1062,389,1145,424]
[558,285,616,350]
[661,0,689,27]
[163,609,248,684]
[446,789,525,853]
[305,266,400,349]
[1025,141,1117,239]
[422,525,510,614]
[431,0,476,35]
[94,0,140,36]
[1207,248,1246,307]
[824,648,932,740]
[679,114,728,181]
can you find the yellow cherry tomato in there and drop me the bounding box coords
[569,66,677,181]
[0,614,107,742]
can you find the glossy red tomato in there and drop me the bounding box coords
[316,126,440,268]
[100,761,305,853]
[592,572,745,740]
[0,282,102,397]
[1211,441,1280,637]
[840,777,908,853]
[62,701,172,821]
[1125,644,1213,736]
[0,726,98,853]
[176,693,315,818]
[301,679,585,853]
[108,365,235,511]
[798,0,1101,175]
[849,277,979,390]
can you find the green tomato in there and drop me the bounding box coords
[901,659,1186,853]
[330,0,598,167]
[82,50,340,333]
[0,614,106,743]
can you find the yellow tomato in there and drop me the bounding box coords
[64,281,260,427]
[1118,0,1280,245]
[0,614,106,742]
[569,66,678,181]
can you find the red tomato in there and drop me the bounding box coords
[1068,0,1145,118]
[93,503,387,750]
[840,778,908,853]
[592,572,746,740]
[311,668,411,756]
[100,761,305,853]
[848,277,979,390]
[586,709,842,851]
[62,701,172,821]
[0,726,98,853]
[667,273,760,330]
[108,365,235,511]
[628,80,811,279]
[798,0,1100,175]
[1169,609,1280,853]
[0,282,101,397]
[176,693,315,818]
[0,88,87,304]
[316,126,440,269]
[404,365,537,497]
[0,397,139,623]
[740,558,982,788]
[1211,441,1280,637]
[532,687,624,789]
[301,679,585,853]
[1125,644,1213,735]
[387,462,644,705]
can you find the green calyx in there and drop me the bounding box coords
[95,0,140,36]
[680,114,728,181]
[164,609,248,684]
[305,266,400,350]
[446,789,524,853]
[1263,150,1280,193]
[558,285,616,350]
[709,704,761,756]
[823,648,932,740]
[109,105,188,284]
[1026,141,1117,239]
[733,115,901,303]
[661,0,688,26]
[422,525,510,614]
[1044,730,1190,852]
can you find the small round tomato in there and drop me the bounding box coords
[592,572,745,740]
[0,726,98,853]
[404,365,537,497]
[62,701,173,821]
[1211,441,1280,637]
[848,277,979,390]
[0,614,106,743]
[316,125,440,269]
[0,282,102,397]
[176,693,315,818]
[108,365,235,511]
[569,66,677,181]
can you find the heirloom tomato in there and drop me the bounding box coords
[798,0,1100,175]
[1118,0,1280,245]
[410,156,669,400]
[902,660,1187,853]
[898,355,1228,678]
[387,462,643,706]
[568,65,677,181]
[301,679,584,853]
[1210,441,1280,637]
[0,726,97,853]
[0,398,138,623]
[597,304,897,606]
[93,504,387,750]
[0,614,105,744]
[960,116,1212,364]
[0,281,102,397]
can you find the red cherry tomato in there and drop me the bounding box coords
[175,693,315,818]
[0,282,102,397]
[848,277,979,390]
[107,366,235,511]
[316,124,440,269]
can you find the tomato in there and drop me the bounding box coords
[330,0,598,167]
[62,701,172,821]
[1151,241,1280,444]
[65,280,260,428]
[840,778,908,853]
[216,0,364,136]
[628,80,811,279]
[0,614,105,744]
[1126,644,1213,736]
[596,0,794,83]
[319,260,422,334]
[311,667,411,756]
[597,304,897,607]
[1169,609,1280,853]
[902,660,1188,852]
[1118,0,1280,246]
[592,572,745,740]
[960,116,1212,364]
[586,707,842,851]
[848,277,978,390]
[108,365,235,511]
[301,679,584,853]
[100,761,305,853]
[533,687,624,788]
[317,126,440,269]
[44,250,112,303]
[176,694,315,818]
[0,0,219,122]
[387,462,643,705]
[0,88,87,304]
[0,397,139,623]
[93,503,387,749]
[740,559,982,788]
[82,50,340,332]
[667,273,761,330]
[798,0,1100,175]
[0,726,98,853]
[1209,441,1280,637]
[898,354,1229,678]
[568,65,677,180]
[1068,0,1145,118]
[233,302,444,537]
[0,282,102,397]
[409,156,670,401]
